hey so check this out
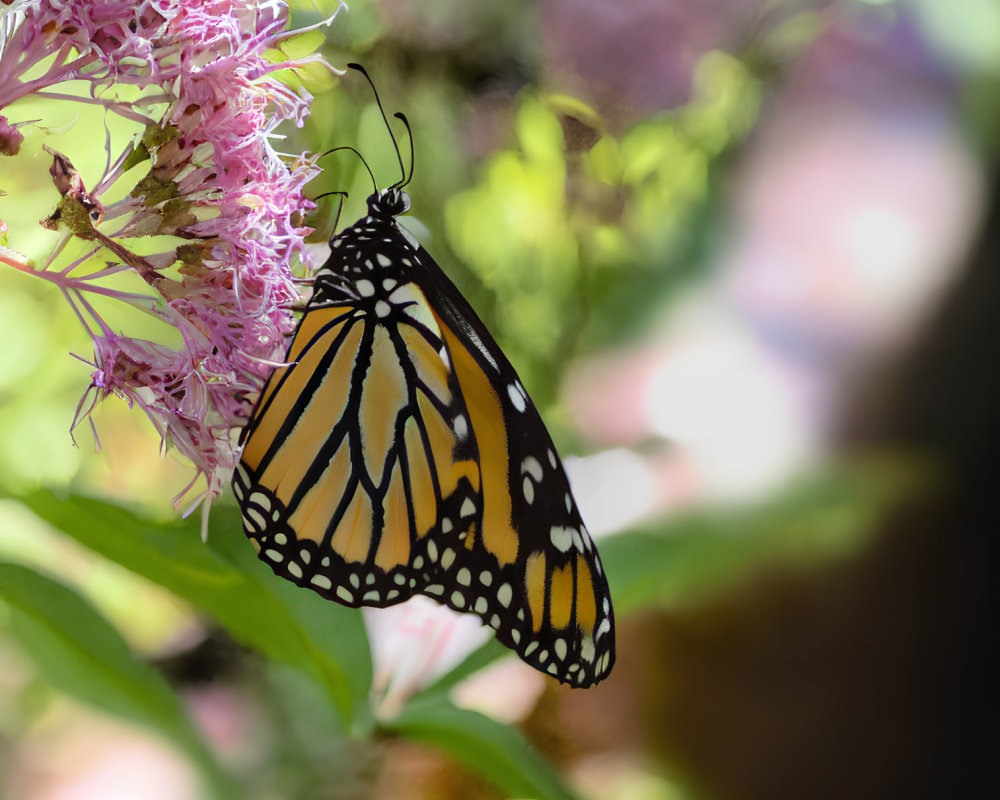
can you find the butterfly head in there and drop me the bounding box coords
[368,187,410,220]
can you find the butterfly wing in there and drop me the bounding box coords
[234,210,614,687]
[407,234,615,687]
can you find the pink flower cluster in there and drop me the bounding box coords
[0,0,340,511]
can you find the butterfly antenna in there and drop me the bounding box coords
[317,146,377,196]
[393,112,415,189]
[347,62,406,188]
[312,190,349,236]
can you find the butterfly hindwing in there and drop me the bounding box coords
[234,189,615,686]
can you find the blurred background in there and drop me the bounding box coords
[1,0,997,797]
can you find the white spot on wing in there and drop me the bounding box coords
[246,508,266,530]
[497,583,512,607]
[521,456,543,482]
[522,476,534,505]
[550,526,573,552]
[507,383,527,412]
[554,638,567,661]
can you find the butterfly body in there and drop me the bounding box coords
[233,188,615,687]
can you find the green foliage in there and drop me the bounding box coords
[601,470,878,616]
[0,460,880,797]
[0,561,237,799]
[387,698,578,800]
[12,489,372,732]
[442,55,762,406]
[0,489,592,798]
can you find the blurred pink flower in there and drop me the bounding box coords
[542,0,764,120]
[0,0,342,512]
[11,716,198,800]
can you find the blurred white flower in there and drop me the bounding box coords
[364,597,491,720]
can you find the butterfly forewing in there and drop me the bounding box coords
[234,190,615,687]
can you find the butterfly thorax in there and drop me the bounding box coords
[311,190,429,326]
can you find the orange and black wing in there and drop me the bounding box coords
[233,209,614,687]
[412,235,615,687]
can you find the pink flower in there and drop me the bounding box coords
[0,0,343,514]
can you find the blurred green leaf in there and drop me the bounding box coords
[601,472,876,615]
[13,489,373,731]
[0,561,237,799]
[386,698,578,800]
[321,0,382,51]
[585,136,624,184]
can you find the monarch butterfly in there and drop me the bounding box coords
[232,65,614,687]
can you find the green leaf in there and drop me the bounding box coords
[600,471,875,615]
[14,489,373,730]
[0,561,236,799]
[268,27,327,61]
[386,699,578,800]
